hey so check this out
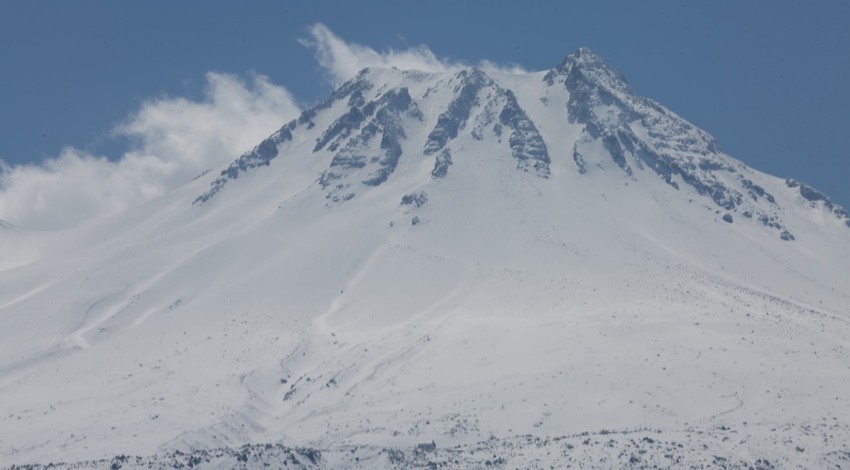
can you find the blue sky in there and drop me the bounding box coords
[1,1,849,227]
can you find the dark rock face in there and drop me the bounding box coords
[318,69,375,113]
[314,107,367,153]
[319,87,423,202]
[499,90,551,177]
[546,48,806,239]
[758,213,783,230]
[194,119,298,204]
[361,92,414,186]
[572,143,589,174]
[553,49,722,186]
[786,178,850,228]
[600,133,633,176]
[431,149,452,179]
[194,72,377,204]
[742,179,776,204]
[424,69,492,156]
[401,192,428,208]
[424,68,550,178]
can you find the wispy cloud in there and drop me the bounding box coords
[0,72,299,230]
[300,23,529,86]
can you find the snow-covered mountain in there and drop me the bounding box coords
[2,49,849,469]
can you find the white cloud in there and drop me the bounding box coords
[300,23,529,86]
[0,72,299,230]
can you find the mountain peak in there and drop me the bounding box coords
[552,47,632,95]
[192,46,850,239]
[571,46,605,63]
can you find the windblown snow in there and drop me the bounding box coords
[2,49,849,469]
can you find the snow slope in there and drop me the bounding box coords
[1,49,849,468]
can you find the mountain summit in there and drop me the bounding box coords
[2,49,849,468]
[196,48,848,240]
